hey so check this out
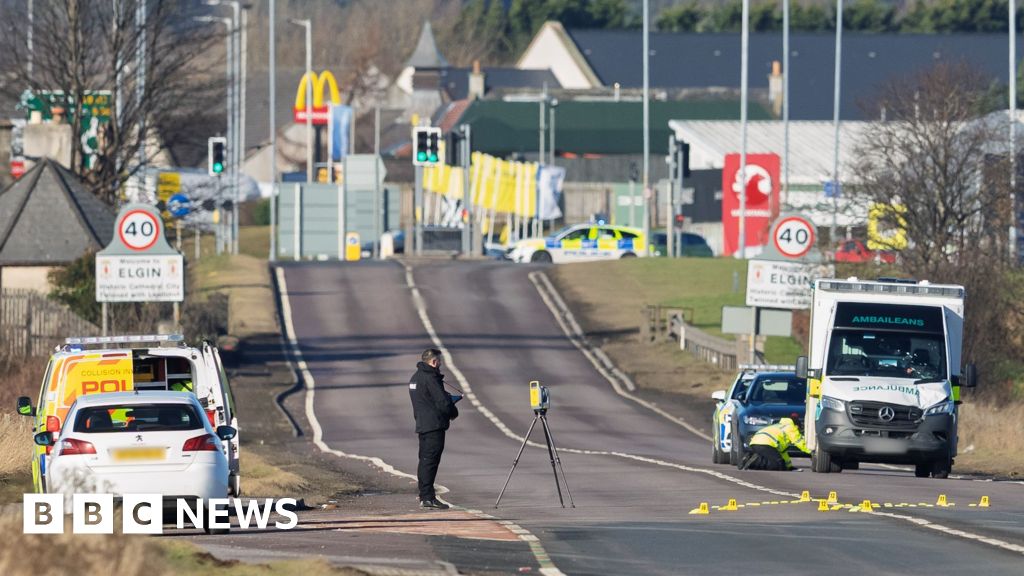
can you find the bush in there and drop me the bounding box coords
[180,293,229,344]
[251,198,271,226]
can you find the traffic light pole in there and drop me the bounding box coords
[461,124,472,256]
[415,165,423,256]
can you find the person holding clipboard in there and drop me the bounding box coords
[408,348,462,509]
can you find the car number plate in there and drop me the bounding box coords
[111,447,167,461]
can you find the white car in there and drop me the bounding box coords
[37,391,234,532]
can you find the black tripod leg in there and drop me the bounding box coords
[541,415,575,508]
[495,416,539,508]
[539,415,566,508]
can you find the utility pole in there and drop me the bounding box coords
[831,0,844,251]
[27,0,33,80]
[269,0,277,261]
[783,0,791,207]
[194,15,232,255]
[642,0,651,253]
[462,124,472,256]
[289,18,313,184]
[374,105,381,259]
[738,0,749,259]
[1011,0,1018,261]
[137,0,148,201]
[538,83,547,237]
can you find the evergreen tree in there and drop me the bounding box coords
[657,1,702,32]
[844,0,897,32]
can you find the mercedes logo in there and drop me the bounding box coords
[878,406,896,422]
[135,435,144,443]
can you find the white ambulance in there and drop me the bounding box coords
[796,278,976,478]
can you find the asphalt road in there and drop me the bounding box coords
[274,260,1024,575]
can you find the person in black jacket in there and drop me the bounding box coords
[409,348,459,509]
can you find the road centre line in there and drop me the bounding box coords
[526,269,1024,558]
[275,266,564,576]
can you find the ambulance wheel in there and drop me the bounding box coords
[812,448,841,473]
[531,251,552,263]
[620,252,637,258]
[930,454,952,479]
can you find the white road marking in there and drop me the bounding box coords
[276,266,564,576]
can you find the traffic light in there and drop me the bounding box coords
[412,127,442,166]
[208,136,227,176]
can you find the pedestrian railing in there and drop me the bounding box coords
[667,311,738,371]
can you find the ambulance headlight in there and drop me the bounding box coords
[819,396,845,412]
[924,401,954,417]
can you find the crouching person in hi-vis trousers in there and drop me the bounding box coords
[409,348,459,509]
[740,416,810,471]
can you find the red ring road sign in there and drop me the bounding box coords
[118,209,160,251]
[772,216,815,258]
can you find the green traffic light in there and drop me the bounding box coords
[417,151,427,162]
[213,162,224,174]
[429,154,438,163]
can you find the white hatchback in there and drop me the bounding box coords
[37,391,234,528]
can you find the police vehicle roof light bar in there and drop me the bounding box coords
[739,364,796,372]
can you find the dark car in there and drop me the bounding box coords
[361,230,405,257]
[651,232,713,258]
[727,372,808,467]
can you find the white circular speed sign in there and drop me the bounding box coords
[772,216,815,258]
[118,209,160,251]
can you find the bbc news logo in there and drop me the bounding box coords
[23,494,299,534]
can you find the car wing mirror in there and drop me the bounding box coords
[33,432,54,447]
[16,396,35,417]
[711,390,726,401]
[795,356,808,379]
[961,363,978,388]
[216,425,237,441]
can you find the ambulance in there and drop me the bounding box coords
[797,278,976,478]
[16,334,241,495]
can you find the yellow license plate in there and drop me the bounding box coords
[111,447,166,461]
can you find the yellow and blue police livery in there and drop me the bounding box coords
[505,223,647,263]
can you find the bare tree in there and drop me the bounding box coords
[853,62,1023,391]
[0,0,222,204]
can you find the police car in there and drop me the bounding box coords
[505,223,647,263]
[717,369,808,468]
[711,365,796,464]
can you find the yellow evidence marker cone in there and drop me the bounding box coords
[689,502,710,515]
[979,496,990,508]
[827,491,838,504]
[722,499,739,511]
[936,494,949,507]
[817,499,830,512]
[799,490,811,502]
[860,500,873,512]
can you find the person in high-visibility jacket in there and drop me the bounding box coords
[740,416,810,471]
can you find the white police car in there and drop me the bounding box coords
[505,223,647,263]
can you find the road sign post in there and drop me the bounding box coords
[96,204,185,334]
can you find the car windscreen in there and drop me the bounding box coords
[73,403,204,433]
[826,329,947,379]
[747,378,806,404]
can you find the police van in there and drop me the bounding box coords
[16,334,241,495]
[505,223,647,263]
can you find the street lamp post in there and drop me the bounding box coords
[738,0,749,259]
[831,0,844,251]
[642,0,650,253]
[1010,0,1018,261]
[269,0,277,261]
[289,18,313,185]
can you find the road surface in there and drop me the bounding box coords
[228,260,1024,575]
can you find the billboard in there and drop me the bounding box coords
[721,153,780,256]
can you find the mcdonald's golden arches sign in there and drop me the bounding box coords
[293,70,341,125]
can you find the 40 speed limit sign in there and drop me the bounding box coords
[118,209,161,251]
[772,216,815,258]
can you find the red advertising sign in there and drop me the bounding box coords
[10,159,25,180]
[721,153,780,256]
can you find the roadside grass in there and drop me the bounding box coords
[956,401,1024,478]
[0,414,33,479]
[0,515,365,576]
[0,355,45,503]
[241,451,308,497]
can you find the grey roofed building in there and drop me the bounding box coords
[0,158,114,265]
[524,26,1022,120]
[439,67,559,101]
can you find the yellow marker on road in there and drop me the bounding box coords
[722,499,739,511]
[936,494,949,507]
[827,491,838,504]
[817,499,830,512]
[689,502,710,515]
[860,500,874,512]
[799,490,811,502]
[979,496,990,508]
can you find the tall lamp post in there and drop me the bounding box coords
[1010,0,1018,261]
[289,18,313,184]
[269,0,277,261]
[642,0,651,254]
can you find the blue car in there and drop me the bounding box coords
[724,372,808,468]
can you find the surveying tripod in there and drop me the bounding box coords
[494,408,575,508]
